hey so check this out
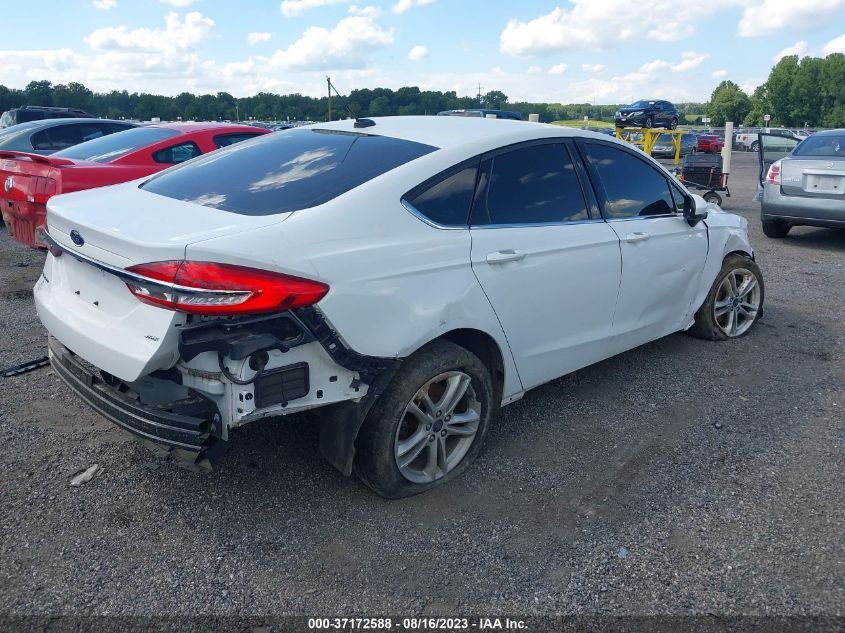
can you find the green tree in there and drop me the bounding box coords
[24,80,53,106]
[767,56,799,126]
[704,80,751,126]
[483,90,508,110]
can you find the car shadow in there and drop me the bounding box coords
[780,226,845,251]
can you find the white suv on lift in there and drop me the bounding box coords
[35,117,763,498]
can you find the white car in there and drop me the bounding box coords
[34,117,764,498]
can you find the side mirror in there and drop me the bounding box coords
[684,194,708,226]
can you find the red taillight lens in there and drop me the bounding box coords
[26,176,57,204]
[124,260,329,316]
[766,160,781,185]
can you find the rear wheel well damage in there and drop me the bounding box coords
[317,327,506,476]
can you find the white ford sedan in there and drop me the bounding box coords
[34,116,763,497]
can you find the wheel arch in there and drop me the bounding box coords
[439,328,506,409]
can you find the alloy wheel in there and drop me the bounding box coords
[393,371,481,484]
[713,268,761,337]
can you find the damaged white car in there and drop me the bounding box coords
[34,117,763,498]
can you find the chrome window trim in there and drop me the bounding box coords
[400,198,467,230]
[604,213,684,222]
[470,217,605,230]
[42,230,249,298]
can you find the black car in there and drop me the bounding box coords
[437,109,523,121]
[0,118,137,155]
[0,105,96,129]
[614,100,679,129]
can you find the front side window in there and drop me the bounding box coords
[404,161,479,227]
[153,141,202,164]
[472,143,589,225]
[214,132,264,149]
[584,142,675,218]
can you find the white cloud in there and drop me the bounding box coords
[270,15,393,70]
[407,45,428,61]
[248,32,272,45]
[391,0,434,15]
[348,4,381,17]
[548,63,567,74]
[712,69,729,79]
[638,51,709,74]
[527,65,542,74]
[281,0,348,17]
[772,40,808,62]
[823,32,845,54]
[500,2,727,56]
[85,11,215,53]
[738,0,845,37]
[93,0,117,10]
[581,63,605,72]
[159,0,198,6]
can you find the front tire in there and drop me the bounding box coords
[762,218,791,238]
[687,254,764,341]
[644,116,653,128]
[750,140,760,152]
[669,117,678,130]
[355,340,493,498]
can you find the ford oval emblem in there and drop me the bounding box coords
[3,176,11,193]
[70,230,85,247]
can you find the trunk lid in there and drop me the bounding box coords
[46,182,292,265]
[0,153,64,247]
[37,183,293,381]
[780,157,845,198]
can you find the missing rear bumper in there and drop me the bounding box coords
[48,336,227,469]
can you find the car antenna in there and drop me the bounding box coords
[327,76,374,128]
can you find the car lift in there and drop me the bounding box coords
[615,127,684,164]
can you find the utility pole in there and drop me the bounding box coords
[327,76,332,121]
[477,82,482,106]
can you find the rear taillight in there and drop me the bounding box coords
[124,260,329,316]
[766,160,782,185]
[26,176,57,204]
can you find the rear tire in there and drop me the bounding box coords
[703,191,722,206]
[355,340,493,499]
[669,118,678,130]
[644,116,653,128]
[762,218,791,238]
[687,254,764,341]
[750,140,760,152]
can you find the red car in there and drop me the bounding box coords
[696,134,724,153]
[1,122,269,248]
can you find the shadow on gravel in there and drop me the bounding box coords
[776,227,845,252]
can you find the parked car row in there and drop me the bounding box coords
[1,121,268,248]
[23,115,767,497]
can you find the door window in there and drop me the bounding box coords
[213,132,264,148]
[152,141,202,164]
[472,143,589,225]
[583,143,675,218]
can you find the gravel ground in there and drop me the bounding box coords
[0,151,843,628]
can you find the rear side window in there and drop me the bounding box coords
[404,161,478,227]
[30,124,91,151]
[53,126,177,162]
[214,132,264,148]
[153,141,202,164]
[141,129,437,215]
[472,143,589,225]
[583,142,675,218]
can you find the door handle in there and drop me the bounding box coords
[486,249,527,264]
[625,232,651,243]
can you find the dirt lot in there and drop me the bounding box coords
[0,151,842,626]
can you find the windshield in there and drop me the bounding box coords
[141,128,438,216]
[628,101,653,109]
[791,134,845,158]
[52,126,177,162]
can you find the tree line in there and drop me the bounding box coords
[0,80,705,125]
[705,53,845,128]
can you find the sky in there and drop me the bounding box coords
[2,0,845,105]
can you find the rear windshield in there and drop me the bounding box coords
[791,134,845,157]
[52,126,177,162]
[140,128,438,215]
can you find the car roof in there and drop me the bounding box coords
[306,116,592,153]
[151,122,268,133]
[5,117,133,130]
